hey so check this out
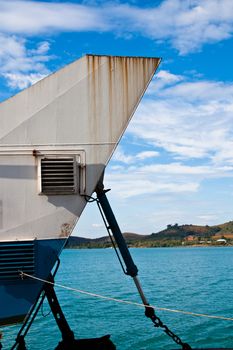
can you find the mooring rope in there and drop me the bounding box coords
[20,271,233,322]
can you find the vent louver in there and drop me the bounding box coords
[0,242,35,280]
[41,157,77,195]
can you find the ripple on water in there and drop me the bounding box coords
[1,247,233,349]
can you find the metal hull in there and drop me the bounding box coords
[0,55,161,325]
[0,238,66,326]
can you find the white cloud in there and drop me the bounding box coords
[92,223,104,228]
[158,80,233,102]
[105,170,200,199]
[3,72,47,89]
[0,0,233,54]
[142,163,233,176]
[113,147,134,164]
[213,141,233,165]
[129,70,233,164]
[106,160,233,199]
[147,70,184,95]
[155,70,184,85]
[136,151,160,160]
[0,1,108,34]
[113,146,159,164]
[29,41,51,55]
[197,215,217,221]
[106,70,233,199]
[0,34,51,89]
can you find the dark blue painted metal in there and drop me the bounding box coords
[0,238,66,326]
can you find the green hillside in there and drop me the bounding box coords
[66,221,233,248]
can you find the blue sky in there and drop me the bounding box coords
[0,0,233,237]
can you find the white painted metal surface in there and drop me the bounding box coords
[0,55,161,241]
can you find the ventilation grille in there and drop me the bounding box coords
[41,157,76,194]
[0,242,35,280]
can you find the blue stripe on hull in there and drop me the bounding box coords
[0,238,66,326]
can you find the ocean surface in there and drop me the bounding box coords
[2,247,233,349]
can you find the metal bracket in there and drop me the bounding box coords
[9,260,116,350]
[44,274,75,344]
[95,178,138,277]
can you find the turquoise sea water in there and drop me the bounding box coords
[2,247,233,349]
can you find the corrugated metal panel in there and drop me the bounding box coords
[41,157,76,194]
[0,242,35,280]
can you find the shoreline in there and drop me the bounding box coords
[65,243,232,249]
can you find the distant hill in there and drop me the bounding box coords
[215,221,233,234]
[66,236,91,247]
[122,232,149,241]
[65,232,149,248]
[150,223,220,239]
[66,221,233,248]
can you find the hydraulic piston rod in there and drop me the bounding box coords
[95,180,149,306]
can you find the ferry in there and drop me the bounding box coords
[0,54,161,327]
